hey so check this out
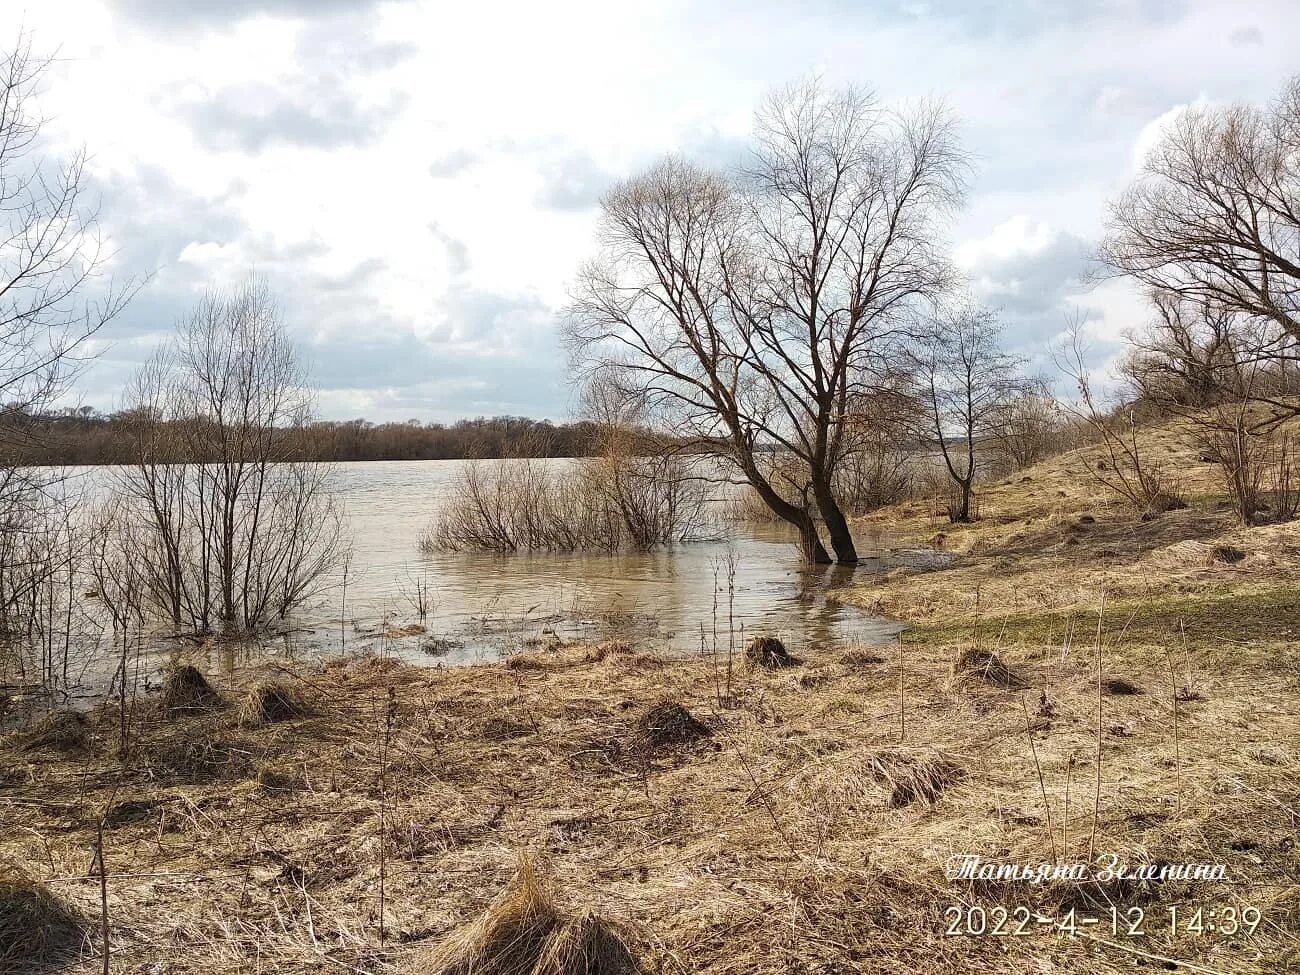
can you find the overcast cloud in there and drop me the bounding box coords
[6,0,1298,421]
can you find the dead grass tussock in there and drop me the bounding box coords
[839,647,887,666]
[745,635,797,669]
[143,730,254,782]
[629,699,711,752]
[419,856,641,975]
[160,664,222,714]
[951,648,1025,689]
[1101,676,1144,695]
[13,710,92,753]
[0,864,84,971]
[237,681,309,727]
[795,746,967,816]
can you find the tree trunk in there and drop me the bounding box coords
[747,475,832,564]
[813,478,858,564]
[796,516,833,565]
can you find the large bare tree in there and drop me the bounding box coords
[1100,76,1300,344]
[567,79,965,563]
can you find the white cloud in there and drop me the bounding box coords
[5,0,1299,420]
[1129,97,1214,173]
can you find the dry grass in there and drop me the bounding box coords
[847,415,1300,652]
[159,664,222,714]
[1,633,1297,973]
[0,865,85,971]
[236,680,309,727]
[418,856,642,975]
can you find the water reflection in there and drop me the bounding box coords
[282,459,925,666]
[42,459,940,688]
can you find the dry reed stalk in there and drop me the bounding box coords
[1020,697,1057,861]
[1089,594,1106,861]
[1164,649,1183,818]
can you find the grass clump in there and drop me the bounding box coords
[18,711,91,753]
[420,856,641,975]
[745,636,797,670]
[0,865,84,971]
[950,648,1025,689]
[534,913,643,975]
[630,700,711,751]
[237,681,309,727]
[869,750,966,808]
[840,648,887,666]
[1101,677,1144,695]
[145,734,251,783]
[160,665,221,714]
[1211,544,1246,564]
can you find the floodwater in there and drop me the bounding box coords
[283,459,935,666]
[22,459,950,692]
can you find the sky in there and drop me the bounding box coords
[6,0,1299,422]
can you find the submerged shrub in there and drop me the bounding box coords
[425,454,708,554]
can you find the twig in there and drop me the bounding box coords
[1088,592,1105,860]
[1164,647,1183,817]
[95,818,109,975]
[1020,697,1057,861]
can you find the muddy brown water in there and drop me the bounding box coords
[12,460,952,698]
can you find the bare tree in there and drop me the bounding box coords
[114,278,348,633]
[0,33,135,688]
[1053,319,1186,515]
[908,305,1030,522]
[1119,293,1300,524]
[567,78,965,563]
[1100,76,1300,346]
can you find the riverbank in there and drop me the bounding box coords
[842,415,1300,649]
[2,628,1297,973]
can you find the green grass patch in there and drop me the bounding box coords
[904,585,1300,651]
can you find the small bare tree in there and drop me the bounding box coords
[114,277,348,633]
[1053,320,1185,515]
[908,305,1031,522]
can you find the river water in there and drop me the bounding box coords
[15,460,945,693]
[292,460,934,665]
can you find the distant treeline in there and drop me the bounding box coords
[1,409,608,465]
